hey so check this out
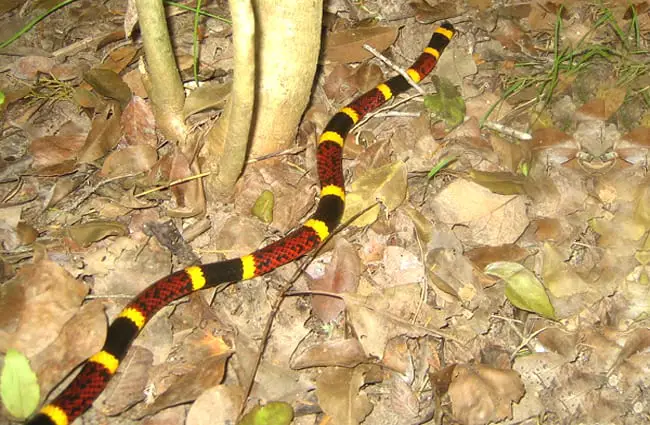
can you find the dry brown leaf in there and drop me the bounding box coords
[426,248,483,306]
[78,101,122,163]
[448,364,525,425]
[344,284,447,358]
[531,127,573,149]
[29,135,86,169]
[101,145,158,178]
[321,26,399,64]
[168,151,204,218]
[465,244,529,271]
[0,259,87,357]
[186,385,244,425]
[316,367,373,425]
[310,238,361,322]
[141,328,232,417]
[576,87,626,121]
[542,243,589,298]
[12,56,55,80]
[101,45,138,74]
[183,81,231,118]
[122,96,157,147]
[95,345,153,415]
[84,68,132,106]
[290,338,368,369]
[430,179,529,247]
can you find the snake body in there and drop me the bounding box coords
[27,23,454,425]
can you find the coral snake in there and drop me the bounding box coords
[26,22,454,425]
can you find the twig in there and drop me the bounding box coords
[135,171,211,197]
[363,44,425,95]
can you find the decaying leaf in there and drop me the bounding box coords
[343,284,447,358]
[321,26,399,64]
[430,179,529,247]
[100,145,158,178]
[542,243,589,298]
[310,238,361,322]
[78,101,122,163]
[66,220,129,247]
[448,364,525,425]
[290,338,368,369]
[121,96,157,148]
[342,161,408,227]
[316,367,373,425]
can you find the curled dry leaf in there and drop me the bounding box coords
[321,26,399,64]
[168,151,205,218]
[342,161,408,227]
[448,364,525,425]
[310,238,361,322]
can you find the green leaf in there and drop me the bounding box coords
[427,156,456,179]
[423,77,465,128]
[251,190,274,224]
[1,349,40,419]
[238,402,293,425]
[485,261,556,319]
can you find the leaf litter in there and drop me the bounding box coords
[2,2,650,425]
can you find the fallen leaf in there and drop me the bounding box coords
[66,220,128,247]
[430,179,529,247]
[0,349,39,419]
[342,161,407,227]
[290,338,368,369]
[485,261,556,319]
[84,68,132,107]
[310,238,361,322]
[542,243,590,298]
[121,96,157,148]
[321,26,399,64]
[316,367,373,425]
[448,364,525,425]
[78,101,122,163]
